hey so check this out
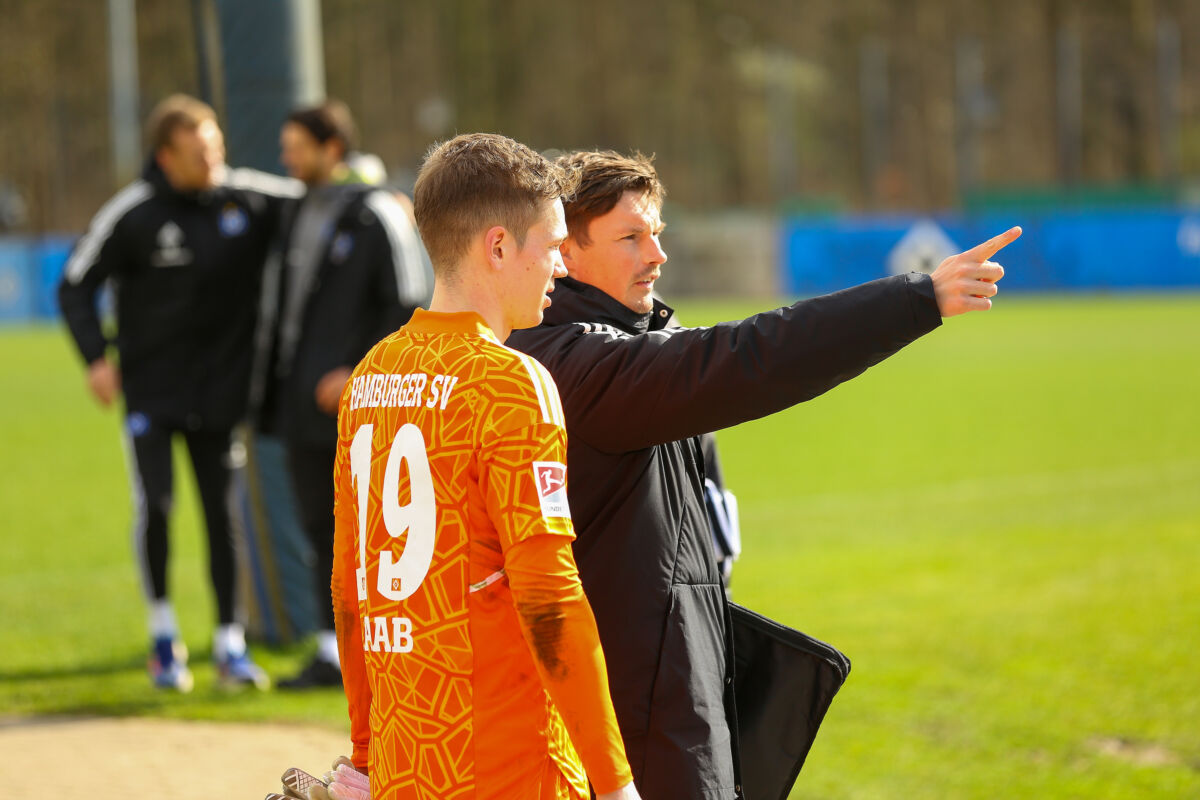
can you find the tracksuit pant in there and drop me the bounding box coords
[284,441,338,631]
[123,414,240,626]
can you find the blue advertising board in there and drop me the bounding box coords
[6,212,1200,326]
[0,235,76,323]
[784,211,1200,295]
[35,235,75,318]
[0,238,36,322]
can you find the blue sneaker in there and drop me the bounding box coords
[216,650,270,690]
[148,636,194,692]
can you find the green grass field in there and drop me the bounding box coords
[2,294,1198,798]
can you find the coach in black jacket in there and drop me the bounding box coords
[58,95,301,692]
[507,151,1019,799]
[256,101,432,688]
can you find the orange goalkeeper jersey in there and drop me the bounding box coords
[332,309,631,800]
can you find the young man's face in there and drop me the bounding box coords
[158,119,225,191]
[506,198,569,331]
[279,122,340,186]
[561,190,667,314]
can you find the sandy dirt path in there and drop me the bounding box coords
[3,715,350,798]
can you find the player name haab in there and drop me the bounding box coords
[349,372,459,412]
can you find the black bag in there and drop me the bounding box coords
[730,603,851,800]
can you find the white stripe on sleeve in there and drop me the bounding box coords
[518,352,567,427]
[64,181,153,284]
[364,191,431,304]
[223,167,305,198]
[516,352,553,425]
[573,321,629,341]
[543,366,565,427]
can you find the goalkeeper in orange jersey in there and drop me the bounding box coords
[330,133,640,800]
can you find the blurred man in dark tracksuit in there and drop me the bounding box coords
[58,94,302,692]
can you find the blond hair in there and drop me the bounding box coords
[144,94,218,152]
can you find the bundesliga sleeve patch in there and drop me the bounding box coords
[533,461,571,519]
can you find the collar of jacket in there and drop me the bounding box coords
[546,275,675,334]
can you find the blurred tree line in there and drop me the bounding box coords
[1,0,1198,233]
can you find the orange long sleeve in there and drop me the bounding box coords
[504,534,633,795]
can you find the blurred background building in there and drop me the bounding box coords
[1,0,1198,307]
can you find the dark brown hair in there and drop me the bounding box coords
[556,150,665,246]
[285,99,357,157]
[414,133,578,275]
[145,94,217,152]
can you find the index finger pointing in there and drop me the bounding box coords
[966,226,1022,261]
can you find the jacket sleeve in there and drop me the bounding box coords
[537,272,942,453]
[359,191,433,349]
[57,182,152,365]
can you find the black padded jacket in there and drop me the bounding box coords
[507,273,941,799]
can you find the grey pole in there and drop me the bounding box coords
[192,0,226,116]
[214,0,325,175]
[107,0,141,186]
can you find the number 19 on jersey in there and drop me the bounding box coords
[348,422,439,653]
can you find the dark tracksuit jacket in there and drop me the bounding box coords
[507,274,942,799]
[58,160,299,430]
[251,183,431,634]
[254,184,432,447]
[57,160,300,622]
